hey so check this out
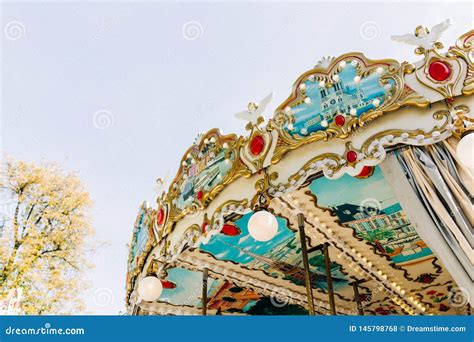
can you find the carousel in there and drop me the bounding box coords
[125,22,473,316]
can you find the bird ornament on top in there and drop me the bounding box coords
[234,92,274,130]
[391,19,451,54]
[392,19,467,104]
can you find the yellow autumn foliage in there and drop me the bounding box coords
[0,159,93,314]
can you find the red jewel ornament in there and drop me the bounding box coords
[250,135,265,156]
[157,208,165,225]
[161,280,177,289]
[346,150,358,163]
[201,222,207,234]
[356,166,374,178]
[197,190,203,201]
[334,114,345,127]
[428,61,451,82]
[221,223,242,236]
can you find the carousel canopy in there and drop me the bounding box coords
[126,24,473,316]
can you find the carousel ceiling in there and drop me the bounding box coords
[126,25,473,316]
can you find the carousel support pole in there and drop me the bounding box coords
[297,213,315,315]
[323,243,337,315]
[202,267,208,316]
[352,281,364,315]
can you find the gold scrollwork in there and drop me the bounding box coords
[415,51,464,101]
[448,30,474,95]
[125,204,157,298]
[163,198,250,260]
[155,128,253,238]
[274,109,452,194]
[250,171,278,210]
[208,198,249,228]
[449,104,474,138]
[240,123,275,172]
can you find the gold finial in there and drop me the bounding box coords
[415,25,429,38]
[247,102,259,113]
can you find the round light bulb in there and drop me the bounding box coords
[247,210,278,242]
[138,276,163,301]
[457,133,474,174]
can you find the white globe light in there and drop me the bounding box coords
[247,210,278,242]
[138,276,163,301]
[457,133,474,174]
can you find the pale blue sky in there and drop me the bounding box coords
[1,1,471,314]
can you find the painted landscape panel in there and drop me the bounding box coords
[309,167,433,265]
[159,267,307,315]
[176,147,234,211]
[200,213,349,292]
[129,208,152,274]
[289,64,393,136]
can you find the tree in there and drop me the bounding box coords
[0,159,93,314]
[359,229,395,254]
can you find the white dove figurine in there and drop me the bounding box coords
[391,19,451,50]
[234,92,274,124]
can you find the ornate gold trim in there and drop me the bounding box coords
[448,30,474,95]
[415,50,465,101]
[125,203,157,299]
[270,108,452,194]
[154,129,252,239]
[269,53,430,163]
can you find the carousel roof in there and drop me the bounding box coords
[126,25,473,316]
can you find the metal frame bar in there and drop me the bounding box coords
[202,267,208,315]
[351,281,364,315]
[323,243,337,315]
[297,213,316,315]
